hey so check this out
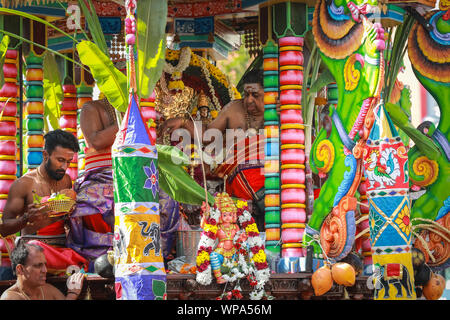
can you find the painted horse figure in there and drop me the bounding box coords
[304,0,385,260]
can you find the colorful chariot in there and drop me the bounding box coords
[0,0,448,301]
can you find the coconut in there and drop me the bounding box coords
[423,272,445,300]
[341,252,363,276]
[311,264,333,296]
[331,262,356,286]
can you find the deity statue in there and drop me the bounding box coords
[209,193,243,284]
[195,91,212,126]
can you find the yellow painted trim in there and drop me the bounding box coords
[281,183,306,189]
[280,143,305,150]
[281,203,306,209]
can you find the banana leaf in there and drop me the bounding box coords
[0,35,10,89]
[157,144,214,205]
[43,52,62,130]
[385,102,440,160]
[157,144,191,166]
[77,0,109,57]
[76,40,128,112]
[136,0,167,99]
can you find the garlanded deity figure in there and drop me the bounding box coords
[195,91,212,126]
[209,193,244,283]
[196,193,270,298]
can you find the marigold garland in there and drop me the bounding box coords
[164,47,191,92]
[164,48,241,110]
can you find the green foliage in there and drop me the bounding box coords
[218,38,255,88]
[43,52,63,130]
[136,0,167,99]
[47,193,72,201]
[383,14,414,107]
[76,41,128,112]
[77,0,108,57]
[309,68,334,94]
[385,102,440,160]
[157,144,215,205]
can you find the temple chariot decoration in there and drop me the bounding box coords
[0,0,448,301]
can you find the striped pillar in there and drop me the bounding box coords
[0,49,19,215]
[25,53,44,171]
[140,90,157,145]
[76,84,93,177]
[60,83,78,182]
[263,40,281,256]
[278,36,306,259]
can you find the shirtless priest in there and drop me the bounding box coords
[0,129,87,273]
[0,243,84,300]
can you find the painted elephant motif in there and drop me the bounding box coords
[373,263,414,299]
[407,9,450,268]
[304,0,385,259]
[138,221,162,256]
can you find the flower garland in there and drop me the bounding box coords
[199,57,222,111]
[195,199,271,300]
[196,206,221,286]
[164,47,192,92]
[164,48,240,110]
[235,200,271,300]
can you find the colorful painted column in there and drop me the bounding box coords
[0,49,18,216]
[262,40,281,257]
[25,53,44,171]
[113,0,166,300]
[76,84,93,177]
[364,103,416,300]
[112,95,166,300]
[279,36,306,262]
[60,82,78,181]
[268,0,308,272]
